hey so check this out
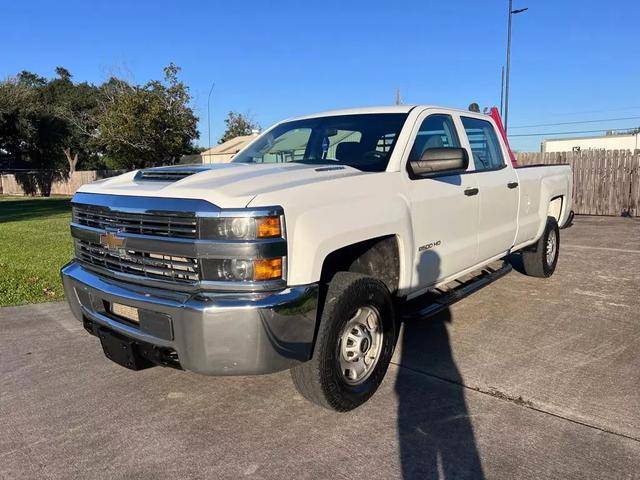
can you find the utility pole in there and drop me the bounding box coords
[504,1,528,132]
[395,88,401,105]
[500,66,505,118]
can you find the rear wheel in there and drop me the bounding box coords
[291,272,396,411]
[522,216,560,277]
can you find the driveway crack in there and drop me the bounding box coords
[392,362,640,444]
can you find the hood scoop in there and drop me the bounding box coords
[134,164,220,182]
[315,165,346,172]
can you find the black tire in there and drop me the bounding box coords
[522,216,560,278]
[291,272,396,411]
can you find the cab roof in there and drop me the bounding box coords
[288,105,482,121]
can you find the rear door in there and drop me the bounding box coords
[459,116,519,261]
[404,110,480,291]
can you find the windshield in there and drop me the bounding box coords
[232,113,408,172]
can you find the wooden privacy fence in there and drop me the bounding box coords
[516,150,640,217]
[2,157,639,216]
[0,170,122,197]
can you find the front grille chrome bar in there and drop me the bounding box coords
[74,207,197,239]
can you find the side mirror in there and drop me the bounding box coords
[408,148,469,177]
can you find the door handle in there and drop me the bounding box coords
[464,188,479,196]
[507,181,519,189]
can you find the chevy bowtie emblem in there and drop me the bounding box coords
[99,231,125,251]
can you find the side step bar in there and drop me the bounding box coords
[400,261,513,321]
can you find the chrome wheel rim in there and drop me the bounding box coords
[338,306,384,385]
[546,229,557,265]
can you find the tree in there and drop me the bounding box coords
[46,67,101,172]
[0,72,70,194]
[0,63,199,176]
[0,79,33,167]
[0,72,66,171]
[218,111,260,144]
[95,63,199,169]
[0,68,102,174]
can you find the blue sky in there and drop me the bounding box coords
[4,0,639,152]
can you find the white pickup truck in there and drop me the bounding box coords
[62,105,573,411]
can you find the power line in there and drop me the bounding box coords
[545,105,640,117]
[508,127,639,138]
[510,116,640,129]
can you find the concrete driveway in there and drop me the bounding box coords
[1,216,639,479]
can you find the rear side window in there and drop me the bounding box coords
[461,117,505,171]
[410,114,460,159]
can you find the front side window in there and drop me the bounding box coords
[233,114,408,172]
[410,114,460,160]
[461,117,505,171]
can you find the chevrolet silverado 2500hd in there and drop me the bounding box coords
[62,105,573,411]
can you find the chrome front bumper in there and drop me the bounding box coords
[61,262,319,375]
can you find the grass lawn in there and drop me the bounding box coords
[0,196,74,306]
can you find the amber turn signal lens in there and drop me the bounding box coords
[253,258,283,281]
[256,216,282,238]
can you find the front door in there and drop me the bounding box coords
[404,111,480,293]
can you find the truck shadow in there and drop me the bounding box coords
[394,251,484,479]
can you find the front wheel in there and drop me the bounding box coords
[290,272,396,411]
[521,216,560,278]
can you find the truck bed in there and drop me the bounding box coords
[513,163,573,248]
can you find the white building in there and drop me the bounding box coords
[542,131,640,153]
[179,133,259,165]
[200,134,259,164]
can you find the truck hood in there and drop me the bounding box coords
[78,163,365,208]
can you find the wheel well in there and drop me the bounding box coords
[548,196,563,221]
[320,236,400,294]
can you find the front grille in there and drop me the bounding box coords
[73,205,198,239]
[76,240,199,283]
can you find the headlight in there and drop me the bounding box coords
[199,208,286,285]
[201,215,282,240]
[201,257,284,282]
